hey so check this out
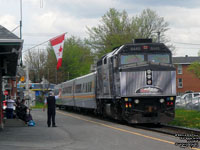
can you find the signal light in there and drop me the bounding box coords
[167,102,173,106]
[129,103,132,108]
[125,103,128,108]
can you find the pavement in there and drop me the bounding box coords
[0,109,196,150]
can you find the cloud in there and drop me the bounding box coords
[1,0,200,56]
[121,0,200,8]
[0,14,19,35]
[31,10,98,38]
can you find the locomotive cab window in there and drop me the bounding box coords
[148,54,170,64]
[120,54,145,65]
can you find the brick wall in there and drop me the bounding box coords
[176,64,200,94]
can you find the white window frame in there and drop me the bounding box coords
[177,64,182,74]
[178,78,183,88]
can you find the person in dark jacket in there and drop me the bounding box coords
[43,89,61,127]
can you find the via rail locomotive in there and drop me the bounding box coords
[55,39,176,124]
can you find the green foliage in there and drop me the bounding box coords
[62,36,93,80]
[168,109,200,129]
[45,36,93,83]
[87,8,170,57]
[188,62,200,79]
[31,101,44,109]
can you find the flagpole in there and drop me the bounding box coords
[22,32,67,53]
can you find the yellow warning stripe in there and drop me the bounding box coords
[57,111,200,150]
[61,95,95,99]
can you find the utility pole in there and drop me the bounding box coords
[157,31,160,43]
[20,0,23,66]
[25,64,30,108]
[20,0,22,39]
[55,68,57,84]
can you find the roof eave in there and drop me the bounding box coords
[0,39,23,43]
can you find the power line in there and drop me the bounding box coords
[22,39,50,53]
[22,32,67,53]
[175,47,200,50]
[173,42,200,46]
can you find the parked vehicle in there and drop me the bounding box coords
[176,93,200,110]
[181,92,200,101]
[185,96,200,110]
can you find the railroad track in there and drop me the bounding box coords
[132,124,200,136]
[59,108,200,136]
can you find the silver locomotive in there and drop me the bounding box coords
[56,39,176,124]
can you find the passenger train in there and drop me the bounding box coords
[55,39,176,124]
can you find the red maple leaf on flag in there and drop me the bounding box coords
[58,46,63,56]
[59,46,63,52]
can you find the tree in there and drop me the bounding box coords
[188,62,200,79]
[87,8,171,57]
[45,36,93,83]
[131,8,169,41]
[188,50,200,79]
[24,49,48,83]
[87,8,132,56]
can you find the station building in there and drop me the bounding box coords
[0,25,23,128]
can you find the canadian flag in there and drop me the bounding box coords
[50,34,65,70]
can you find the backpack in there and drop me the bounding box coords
[28,120,35,126]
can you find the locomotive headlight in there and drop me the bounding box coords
[125,98,128,101]
[159,98,165,103]
[147,80,152,85]
[147,74,152,79]
[147,70,152,74]
[134,99,140,104]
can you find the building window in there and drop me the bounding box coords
[177,64,182,74]
[178,78,183,88]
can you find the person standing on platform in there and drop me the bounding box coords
[6,96,16,119]
[43,89,61,127]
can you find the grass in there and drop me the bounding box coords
[31,101,44,109]
[168,109,200,129]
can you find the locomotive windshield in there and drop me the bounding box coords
[120,53,170,65]
[121,54,144,64]
[148,54,170,63]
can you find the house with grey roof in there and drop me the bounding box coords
[173,55,200,95]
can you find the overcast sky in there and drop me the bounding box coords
[1,0,200,56]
